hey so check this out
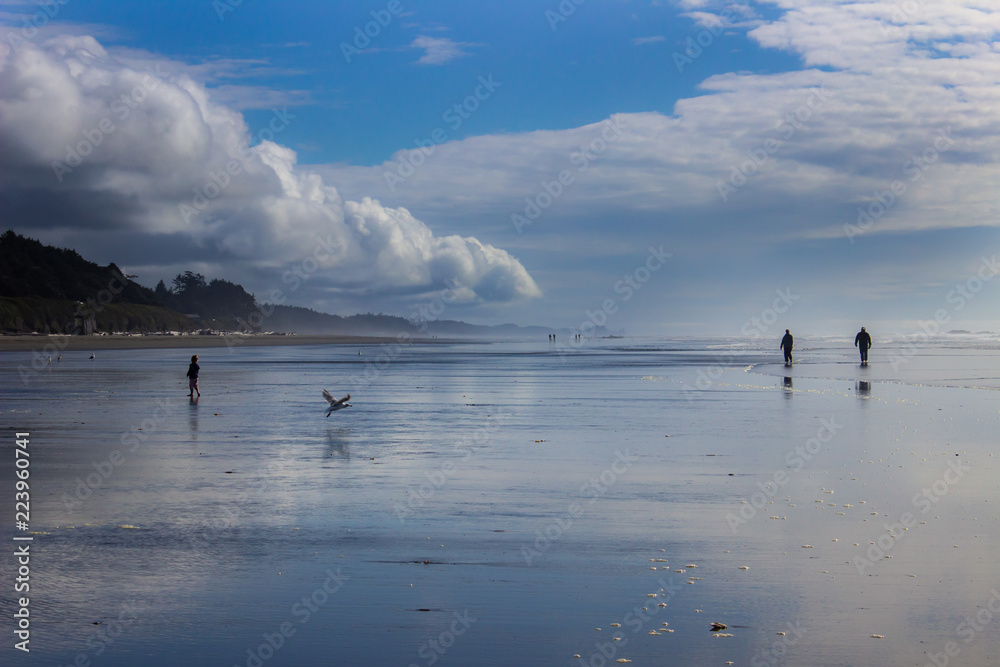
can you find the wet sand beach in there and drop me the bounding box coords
[1,337,999,666]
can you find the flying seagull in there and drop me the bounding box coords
[323,390,351,417]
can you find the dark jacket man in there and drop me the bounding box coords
[855,327,872,364]
[780,330,794,364]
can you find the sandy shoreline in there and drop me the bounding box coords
[3,341,999,665]
[0,333,460,352]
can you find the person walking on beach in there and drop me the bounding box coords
[855,327,872,365]
[780,329,794,365]
[186,354,201,397]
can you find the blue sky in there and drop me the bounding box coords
[44,1,797,165]
[2,1,1000,335]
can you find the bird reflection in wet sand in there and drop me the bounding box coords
[325,427,351,459]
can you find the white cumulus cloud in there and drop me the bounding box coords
[0,35,540,306]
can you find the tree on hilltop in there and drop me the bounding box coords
[171,271,207,294]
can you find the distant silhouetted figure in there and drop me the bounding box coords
[780,329,794,365]
[187,354,201,397]
[855,327,872,365]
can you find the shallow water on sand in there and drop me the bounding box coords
[2,337,1000,666]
